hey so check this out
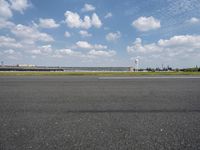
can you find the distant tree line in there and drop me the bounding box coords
[180,67,200,72]
[146,66,173,72]
[145,66,200,72]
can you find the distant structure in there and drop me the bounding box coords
[129,66,134,72]
[1,61,4,66]
[17,64,35,67]
[135,59,139,72]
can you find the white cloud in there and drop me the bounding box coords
[11,24,54,43]
[132,16,161,31]
[39,18,60,28]
[30,45,53,55]
[76,41,93,49]
[0,0,30,20]
[53,49,81,58]
[76,41,108,50]
[81,16,92,29]
[64,31,71,38]
[64,11,102,29]
[29,45,81,58]
[93,44,107,50]
[0,19,15,29]
[81,3,95,12]
[64,11,82,28]
[106,31,121,42]
[64,11,91,29]
[0,36,22,48]
[88,49,116,57]
[26,45,80,58]
[104,12,112,19]
[27,44,115,59]
[74,40,116,58]
[127,38,161,53]
[3,49,21,59]
[39,45,52,53]
[30,49,41,55]
[4,49,15,54]
[9,0,30,13]
[91,13,102,28]
[157,35,200,48]
[79,30,92,37]
[187,17,200,24]
[0,0,13,19]
[127,35,200,58]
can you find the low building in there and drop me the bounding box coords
[17,64,36,67]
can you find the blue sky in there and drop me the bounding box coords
[0,0,200,68]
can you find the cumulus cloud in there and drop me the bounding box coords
[76,41,93,49]
[0,0,13,19]
[52,48,115,59]
[132,16,161,31]
[93,44,107,50]
[56,49,80,56]
[52,48,82,58]
[64,11,102,29]
[73,40,116,58]
[4,49,15,54]
[187,17,200,24]
[27,43,115,59]
[79,30,92,37]
[76,41,108,50]
[9,0,30,13]
[39,18,60,28]
[11,24,54,44]
[29,45,51,55]
[64,31,71,38]
[3,49,21,59]
[0,0,29,20]
[28,45,82,58]
[127,38,161,53]
[64,11,82,28]
[88,49,116,57]
[127,35,200,59]
[106,31,121,42]
[91,13,102,28]
[29,49,42,55]
[81,3,95,12]
[157,35,200,48]
[0,36,22,48]
[104,12,112,19]
[0,19,15,29]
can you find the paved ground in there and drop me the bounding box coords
[0,76,200,150]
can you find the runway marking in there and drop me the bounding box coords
[99,76,200,79]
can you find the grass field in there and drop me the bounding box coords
[0,71,200,76]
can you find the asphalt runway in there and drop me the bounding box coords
[0,76,200,150]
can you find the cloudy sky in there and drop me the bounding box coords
[0,0,200,68]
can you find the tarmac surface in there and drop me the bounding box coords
[0,76,200,150]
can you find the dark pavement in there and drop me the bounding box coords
[0,76,200,150]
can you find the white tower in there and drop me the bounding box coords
[135,59,139,72]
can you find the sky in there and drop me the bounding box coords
[0,0,200,68]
